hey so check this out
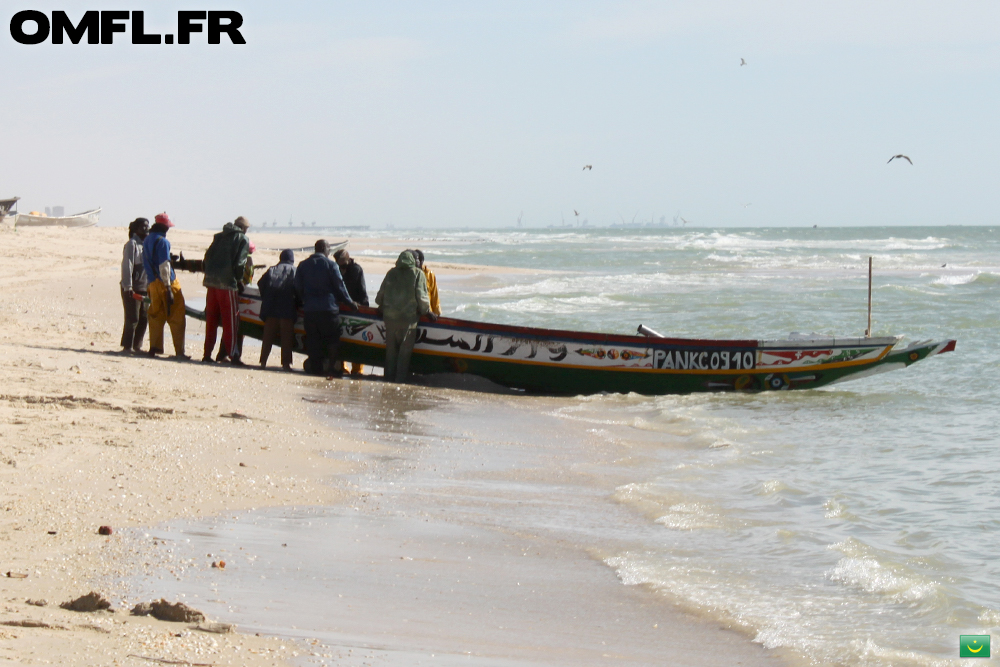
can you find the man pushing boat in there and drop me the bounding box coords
[376,250,437,383]
[143,213,188,359]
[202,216,251,365]
[295,240,358,376]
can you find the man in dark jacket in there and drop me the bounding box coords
[120,217,149,353]
[202,216,250,365]
[333,249,368,306]
[258,249,298,370]
[295,240,357,376]
[334,248,368,376]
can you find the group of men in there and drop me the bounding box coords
[120,215,442,382]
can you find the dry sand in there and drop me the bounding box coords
[0,226,790,666]
[0,226,363,665]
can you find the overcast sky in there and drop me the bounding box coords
[2,1,999,229]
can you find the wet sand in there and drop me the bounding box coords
[121,508,786,667]
[0,226,791,666]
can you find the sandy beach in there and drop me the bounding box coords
[0,226,791,666]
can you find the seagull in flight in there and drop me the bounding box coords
[583,165,592,170]
[573,210,579,216]
[743,203,752,208]
[887,154,913,165]
[740,58,747,66]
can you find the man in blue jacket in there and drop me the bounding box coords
[295,240,357,376]
[142,213,187,358]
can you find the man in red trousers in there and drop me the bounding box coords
[202,216,250,365]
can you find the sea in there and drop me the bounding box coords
[123,226,999,666]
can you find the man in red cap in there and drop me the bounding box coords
[142,212,188,358]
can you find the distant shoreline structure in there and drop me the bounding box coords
[257,223,371,231]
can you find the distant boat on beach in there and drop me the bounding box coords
[0,197,18,225]
[14,207,100,228]
[184,284,956,396]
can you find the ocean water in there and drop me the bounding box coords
[418,226,1000,664]
[125,226,998,666]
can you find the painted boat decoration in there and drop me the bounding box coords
[185,285,956,395]
[14,207,100,228]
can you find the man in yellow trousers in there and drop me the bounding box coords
[412,249,441,316]
[142,212,188,358]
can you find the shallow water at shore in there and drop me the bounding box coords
[119,380,786,666]
[125,226,997,666]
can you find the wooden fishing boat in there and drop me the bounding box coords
[171,241,348,274]
[14,207,100,228]
[185,285,956,395]
[0,197,18,226]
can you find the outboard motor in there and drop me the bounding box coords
[637,324,665,338]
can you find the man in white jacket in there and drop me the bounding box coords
[120,217,149,353]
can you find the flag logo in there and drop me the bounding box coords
[960,635,990,658]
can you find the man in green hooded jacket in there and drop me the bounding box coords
[202,217,250,364]
[375,250,437,382]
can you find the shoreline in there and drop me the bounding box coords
[0,227,791,666]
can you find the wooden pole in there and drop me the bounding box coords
[865,256,873,338]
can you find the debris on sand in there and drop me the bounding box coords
[192,621,234,634]
[132,599,205,623]
[2,619,66,629]
[60,592,111,612]
[130,602,153,616]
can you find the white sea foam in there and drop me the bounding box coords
[978,608,1000,627]
[827,539,939,604]
[654,503,725,530]
[758,479,788,495]
[931,272,978,286]
[828,557,938,603]
[823,497,854,520]
[605,552,907,666]
[614,483,729,529]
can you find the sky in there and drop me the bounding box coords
[2,1,1000,229]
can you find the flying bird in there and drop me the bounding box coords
[583,165,592,170]
[740,58,747,66]
[887,155,913,165]
[573,210,579,216]
[743,203,752,208]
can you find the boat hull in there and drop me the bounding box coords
[187,287,955,395]
[15,208,100,228]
